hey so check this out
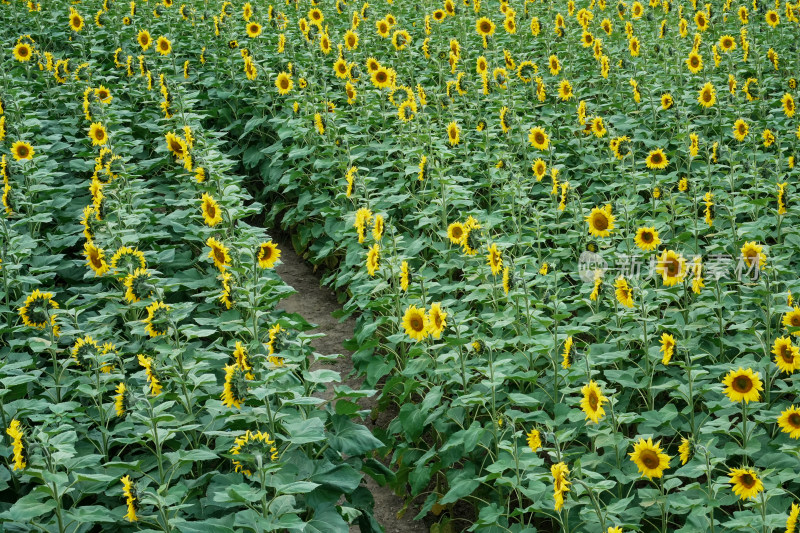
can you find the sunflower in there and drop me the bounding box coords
[13,43,33,62]
[447,121,460,146]
[763,129,776,148]
[778,405,800,439]
[143,301,170,337]
[722,367,762,403]
[656,249,687,286]
[366,243,379,277]
[661,93,673,110]
[376,18,390,37]
[164,132,187,160]
[371,66,392,89]
[532,159,547,181]
[719,34,736,52]
[784,307,800,335]
[634,226,660,251]
[11,141,34,161]
[18,288,59,329]
[645,148,669,170]
[123,268,152,303]
[400,261,410,291]
[740,241,766,270]
[69,9,84,32]
[548,54,561,75]
[659,333,675,365]
[447,222,466,245]
[110,247,146,274]
[590,117,606,138]
[629,438,671,479]
[778,182,788,215]
[120,475,138,522]
[773,337,800,373]
[428,303,447,339]
[487,243,502,275]
[87,122,108,146]
[679,437,691,465]
[586,205,615,238]
[728,468,763,500]
[206,237,231,270]
[84,241,109,276]
[273,71,293,95]
[221,363,249,409]
[200,193,222,227]
[528,127,549,150]
[686,51,703,73]
[697,82,716,108]
[580,380,607,423]
[229,430,277,476]
[615,276,634,307]
[155,36,171,56]
[392,29,411,50]
[766,9,780,26]
[788,504,800,533]
[551,462,570,511]
[498,106,511,134]
[783,93,796,118]
[403,304,428,341]
[95,86,112,104]
[476,16,495,38]
[733,118,749,141]
[527,428,541,451]
[628,36,640,56]
[558,79,573,101]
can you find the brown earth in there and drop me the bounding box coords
[275,240,428,533]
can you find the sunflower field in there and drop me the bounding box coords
[3,0,800,531]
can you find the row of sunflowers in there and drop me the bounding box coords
[1,0,389,531]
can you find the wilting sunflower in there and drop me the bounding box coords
[645,148,668,170]
[729,468,763,500]
[697,82,716,108]
[634,226,660,251]
[447,121,460,146]
[88,122,108,146]
[733,118,749,141]
[428,303,447,339]
[580,380,607,424]
[256,241,280,269]
[402,304,428,341]
[206,237,231,270]
[528,127,549,150]
[13,42,33,62]
[629,438,671,479]
[660,333,675,365]
[156,36,172,55]
[740,241,766,270]
[586,205,615,238]
[773,337,800,373]
[722,367,762,403]
[778,405,800,439]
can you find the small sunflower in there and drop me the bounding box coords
[88,122,108,146]
[246,22,262,38]
[13,43,33,62]
[740,241,766,270]
[11,141,34,161]
[275,72,293,95]
[447,222,466,245]
[661,93,673,110]
[447,121,460,146]
[733,119,749,141]
[698,82,716,107]
[657,249,687,287]
[659,333,675,365]
[84,241,110,276]
[200,193,223,227]
[528,127,549,150]
[428,303,447,339]
[773,337,800,373]
[784,307,800,335]
[156,36,172,56]
[206,237,231,270]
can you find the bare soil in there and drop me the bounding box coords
[275,240,428,533]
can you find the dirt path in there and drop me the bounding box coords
[275,241,428,533]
